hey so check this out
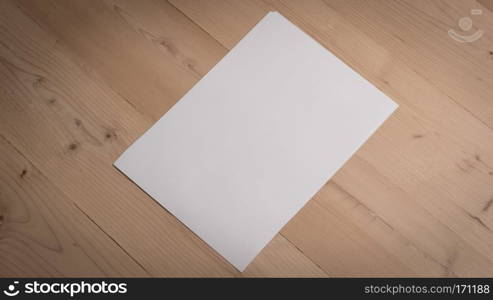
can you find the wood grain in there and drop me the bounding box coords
[0,135,147,277]
[478,0,493,13]
[171,0,493,276]
[1,0,493,276]
[2,0,325,277]
[0,0,232,276]
[17,0,204,120]
[321,0,493,129]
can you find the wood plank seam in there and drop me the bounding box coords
[71,202,151,276]
[0,133,149,276]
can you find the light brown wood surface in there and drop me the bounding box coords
[1,0,492,277]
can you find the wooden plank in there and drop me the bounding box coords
[0,135,148,277]
[242,235,327,277]
[2,0,327,276]
[99,1,328,277]
[167,0,272,50]
[320,0,493,129]
[259,0,493,267]
[478,0,493,13]
[170,0,493,276]
[0,0,234,276]
[17,0,212,120]
[329,155,493,277]
[89,0,329,277]
[101,0,227,79]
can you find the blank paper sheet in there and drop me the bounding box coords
[114,12,398,271]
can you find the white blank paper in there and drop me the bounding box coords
[114,12,398,271]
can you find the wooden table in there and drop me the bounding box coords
[1,0,492,277]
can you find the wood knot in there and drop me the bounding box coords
[104,130,117,140]
[33,76,45,87]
